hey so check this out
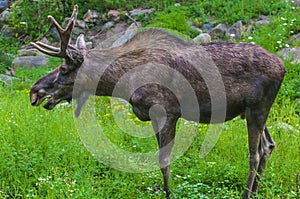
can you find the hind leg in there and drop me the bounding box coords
[251,126,275,193]
[243,105,272,199]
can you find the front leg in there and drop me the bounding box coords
[151,109,179,199]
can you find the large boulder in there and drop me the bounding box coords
[12,54,48,69]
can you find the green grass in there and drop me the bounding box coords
[0,76,299,198]
[0,0,300,198]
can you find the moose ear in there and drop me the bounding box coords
[76,34,87,53]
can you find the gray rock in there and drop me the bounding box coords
[255,16,270,27]
[102,21,114,30]
[277,47,300,64]
[12,56,48,69]
[292,0,300,6]
[0,74,18,85]
[191,26,202,33]
[73,27,85,37]
[289,32,300,44]
[0,26,15,37]
[0,0,8,12]
[193,33,211,43]
[93,21,127,49]
[111,22,141,47]
[209,23,227,40]
[203,23,212,31]
[0,9,9,23]
[83,10,99,23]
[17,49,41,57]
[129,8,155,19]
[187,21,202,33]
[186,20,193,26]
[111,33,134,47]
[76,19,86,29]
[227,20,243,40]
[125,22,141,34]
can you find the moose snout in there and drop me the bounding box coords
[30,93,38,106]
[30,89,52,106]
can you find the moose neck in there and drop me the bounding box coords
[78,46,135,98]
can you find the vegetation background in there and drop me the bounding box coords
[0,0,299,198]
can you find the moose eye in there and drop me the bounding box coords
[60,65,68,75]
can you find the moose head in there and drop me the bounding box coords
[30,5,87,113]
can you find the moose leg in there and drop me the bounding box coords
[243,107,269,199]
[152,114,178,199]
[251,126,275,193]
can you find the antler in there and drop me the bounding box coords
[30,5,78,58]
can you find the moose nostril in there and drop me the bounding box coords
[30,93,38,105]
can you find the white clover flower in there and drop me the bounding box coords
[283,23,287,26]
[285,44,290,48]
[251,42,255,44]
[230,33,236,37]
[281,17,287,20]
[248,36,253,40]
[291,30,294,33]
[277,41,282,44]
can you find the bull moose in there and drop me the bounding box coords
[30,5,285,198]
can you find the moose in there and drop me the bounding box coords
[30,5,285,198]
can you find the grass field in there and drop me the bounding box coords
[0,60,299,199]
[0,0,300,198]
